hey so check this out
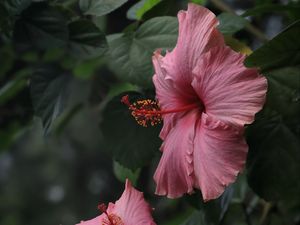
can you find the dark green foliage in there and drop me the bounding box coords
[127,0,161,20]
[13,3,69,50]
[247,111,300,203]
[101,92,162,169]
[217,13,248,35]
[2,0,32,16]
[245,20,300,205]
[108,16,178,86]
[245,20,300,70]
[1,0,300,224]
[243,3,300,21]
[68,19,108,59]
[181,211,206,225]
[79,0,128,16]
[30,64,70,134]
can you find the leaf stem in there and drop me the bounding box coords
[259,201,272,225]
[242,202,253,225]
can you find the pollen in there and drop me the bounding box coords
[121,95,162,127]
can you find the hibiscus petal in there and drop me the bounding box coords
[161,3,224,87]
[193,113,248,201]
[154,110,199,198]
[153,50,193,140]
[113,179,156,225]
[192,46,267,126]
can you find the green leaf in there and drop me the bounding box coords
[107,82,139,98]
[113,161,141,185]
[13,2,69,50]
[0,45,14,78]
[224,36,252,55]
[246,111,300,203]
[127,0,161,20]
[2,0,32,15]
[108,16,178,86]
[0,122,23,151]
[185,187,234,223]
[100,92,161,169]
[79,0,128,16]
[68,19,108,59]
[0,78,27,105]
[245,20,300,204]
[217,13,248,35]
[245,20,300,71]
[0,69,31,105]
[243,3,300,20]
[30,64,70,134]
[190,0,206,5]
[51,103,83,135]
[72,58,103,79]
[181,210,206,225]
[265,66,300,120]
[141,0,183,20]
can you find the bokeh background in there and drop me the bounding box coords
[1,0,299,225]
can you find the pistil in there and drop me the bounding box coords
[121,95,199,127]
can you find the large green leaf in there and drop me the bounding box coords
[245,20,300,203]
[246,111,300,203]
[185,186,234,224]
[13,2,69,50]
[79,0,128,16]
[140,0,184,21]
[127,0,161,20]
[264,66,300,121]
[108,16,178,86]
[245,20,300,71]
[0,69,30,105]
[217,13,248,35]
[2,0,32,15]
[243,3,300,21]
[100,92,161,170]
[181,211,206,225]
[68,19,108,59]
[30,64,70,134]
[113,161,141,185]
[0,45,14,78]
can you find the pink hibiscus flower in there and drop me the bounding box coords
[150,4,267,201]
[76,179,156,225]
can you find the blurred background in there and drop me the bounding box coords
[0,0,299,225]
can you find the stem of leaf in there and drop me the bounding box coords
[242,202,253,225]
[210,0,269,43]
[259,201,272,225]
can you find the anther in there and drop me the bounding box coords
[121,95,162,127]
[121,95,201,127]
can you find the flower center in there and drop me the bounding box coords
[121,95,200,127]
[98,203,124,225]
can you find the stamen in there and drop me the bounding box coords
[107,214,124,225]
[121,95,200,127]
[121,95,162,127]
[98,203,124,225]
